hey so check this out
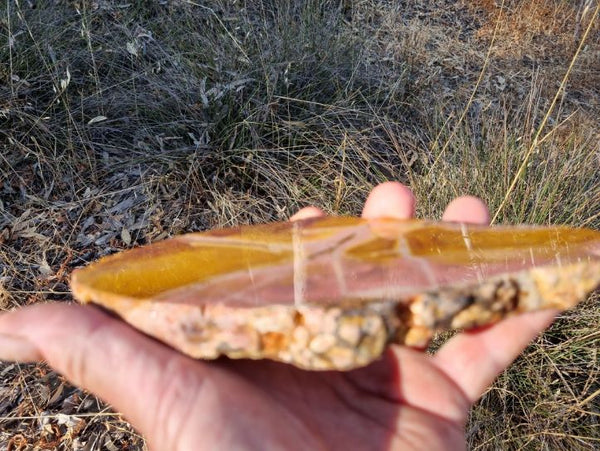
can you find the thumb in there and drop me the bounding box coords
[0,303,207,449]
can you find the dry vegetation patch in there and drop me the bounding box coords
[1,0,599,449]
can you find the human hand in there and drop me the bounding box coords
[0,182,556,450]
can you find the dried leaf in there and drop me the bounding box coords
[121,228,131,246]
[103,434,120,451]
[56,413,81,429]
[87,116,108,125]
[126,41,139,56]
[109,197,138,214]
[59,67,71,91]
[38,259,53,276]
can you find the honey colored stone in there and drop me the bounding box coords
[70,217,600,370]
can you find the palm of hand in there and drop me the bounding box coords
[0,183,556,450]
[164,349,468,450]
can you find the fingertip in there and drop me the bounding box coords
[289,206,326,221]
[442,196,490,225]
[362,182,416,219]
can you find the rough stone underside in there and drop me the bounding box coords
[71,217,600,370]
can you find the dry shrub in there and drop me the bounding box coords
[473,0,580,48]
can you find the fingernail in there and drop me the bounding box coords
[0,333,41,362]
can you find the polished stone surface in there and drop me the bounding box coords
[71,217,600,370]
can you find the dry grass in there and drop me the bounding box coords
[1,0,599,449]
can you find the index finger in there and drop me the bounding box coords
[361,182,415,219]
